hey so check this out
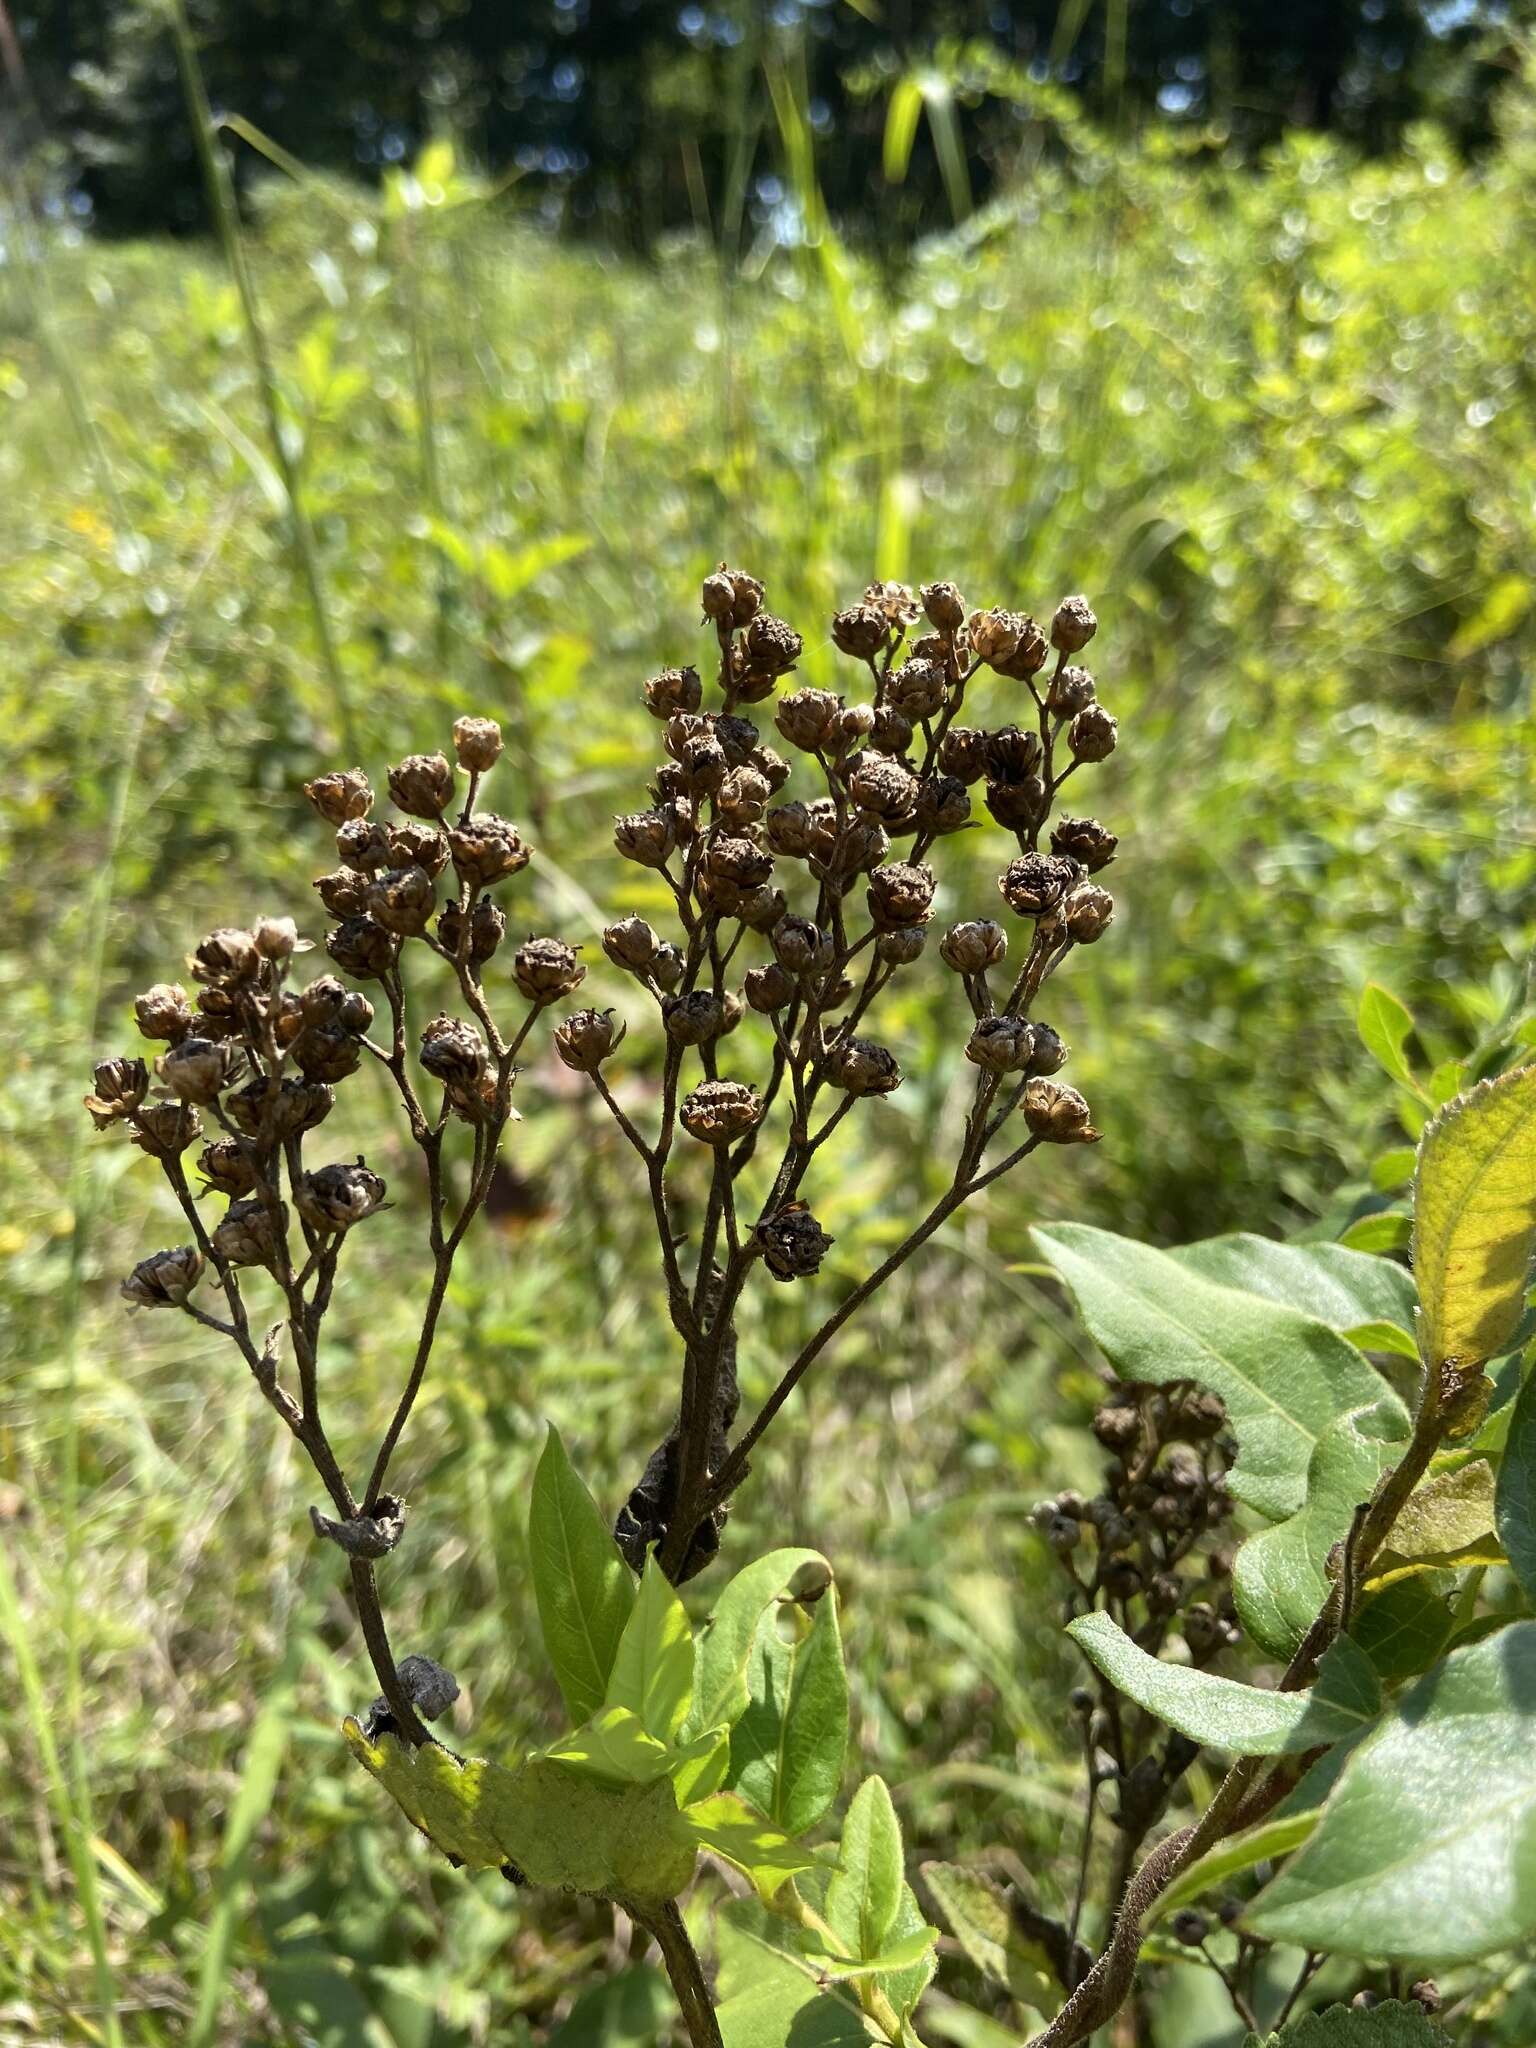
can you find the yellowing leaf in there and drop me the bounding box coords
[1413,1068,1536,1371]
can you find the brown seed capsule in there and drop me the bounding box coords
[451,715,504,772]
[915,775,971,835]
[681,1078,763,1145]
[387,751,456,819]
[1063,885,1115,945]
[737,883,788,933]
[1047,664,1097,717]
[877,925,927,965]
[367,865,437,939]
[866,860,935,931]
[706,836,775,890]
[651,942,685,990]
[752,744,791,793]
[304,767,373,826]
[291,1022,363,1084]
[772,915,834,976]
[985,778,1050,833]
[613,807,679,869]
[197,1138,257,1197]
[864,580,921,626]
[745,962,795,1013]
[228,1075,334,1140]
[1051,816,1118,872]
[702,563,764,629]
[314,868,369,918]
[934,728,984,788]
[134,982,194,1043]
[339,990,373,1034]
[1051,594,1098,653]
[449,813,531,887]
[1027,1022,1069,1075]
[888,658,946,722]
[940,920,1007,975]
[999,853,1081,917]
[327,915,398,981]
[254,915,303,963]
[966,1015,1035,1074]
[160,1035,242,1104]
[642,667,702,721]
[554,1007,627,1073]
[847,753,919,823]
[765,801,814,859]
[84,1056,150,1128]
[984,726,1044,785]
[829,1036,902,1097]
[191,928,260,987]
[920,580,966,634]
[1092,1404,1142,1454]
[834,703,878,751]
[869,705,913,757]
[1069,704,1118,762]
[1023,1078,1099,1143]
[967,607,1022,667]
[130,1102,202,1157]
[389,822,451,878]
[335,819,392,874]
[991,614,1050,680]
[513,935,585,1004]
[758,1202,834,1282]
[419,1013,489,1091]
[600,917,658,975]
[213,1198,286,1269]
[298,1161,388,1232]
[437,893,506,963]
[664,991,727,1046]
[121,1245,203,1310]
[743,613,802,680]
[716,765,772,827]
[775,688,842,753]
[1409,1981,1441,2016]
[830,604,889,660]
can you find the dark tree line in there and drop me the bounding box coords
[7,0,1524,245]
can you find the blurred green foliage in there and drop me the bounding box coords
[2,66,1535,2048]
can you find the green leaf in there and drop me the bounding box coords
[920,1863,1055,2012]
[1351,1576,1454,1683]
[604,1555,694,1744]
[1370,1147,1419,1193]
[1339,1213,1412,1254]
[715,1907,873,2048]
[1243,2000,1447,2047]
[801,1926,938,1980]
[1032,1224,1393,1521]
[876,1876,940,2022]
[1357,983,1419,1090]
[1152,1811,1321,1923]
[1233,1399,1409,1654]
[825,1776,905,1963]
[1384,1460,1496,1563]
[529,1425,635,1724]
[730,1591,849,1838]
[1495,1363,1536,1603]
[689,1548,832,1738]
[683,1791,816,1899]
[539,1704,675,1785]
[1245,1621,1536,1963]
[1169,1232,1417,1335]
[1343,1319,1421,1360]
[671,1724,732,1806]
[1066,1612,1379,1755]
[545,1965,673,2048]
[1413,1067,1536,1371]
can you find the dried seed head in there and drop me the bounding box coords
[1069,704,1119,762]
[1063,884,1115,944]
[999,853,1081,918]
[513,935,585,1004]
[737,882,788,933]
[387,751,456,819]
[745,962,796,1013]
[291,1022,363,1084]
[702,563,764,629]
[1023,1078,1099,1143]
[336,819,393,874]
[297,1160,388,1233]
[643,666,703,720]
[134,982,194,1043]
[681,1078,763,1145]
[663,991,727,1045]
[967,608,1022,666]
[915,775,971,835]
[437,893,506,963]
[877,924,928,965]
[191,927,260,988]
[1027,1021,1069,1075]
[759,1202,834,1281]
[991,613,1050,680]
[985,776,1050,833]
[130,1102,202,1157]
[304,767,373,826]
[1051,594,1098,653]
[830,604,888,660]
[705,836,775,890]
[752,744,791,793]
[314,867,370,918]
[834,703,878,750]
[678,732,728,796]
[160,1034,242,1104]
[920,580,966,633]
[213,1198,287,1269]
[326,915,398,981]
[866,860,935,931]
[452,715,504,772]
[888,657,946,722]
[1050,816,1119,872]
[651,941,685,990]
[715,765,770,827]
[84,1056,149,1128]
[311,1495,406,1559]
[395,1653,461,1722]
[829,1036,902,1097]
[419,1014,489,1091]
[256,916,303,963]
[966,1015,1035,1074]
[389,822,451,877]
[1093,1403,1142,1453]
[554,1006,626,1072]
[197,1138,257,1197]
[940,920,1007,975]
[367,865,437,939]
[743,612,802,680]
[938,726,989,785]
[121,1245,203,1310]
[228,1075,334,1140]
[613,807,679,869]
[847,752,919,823]
[869,705,914,757]
[984,727,1041,785]
[603,916,661,974]
[771,915,834,976]
[448,813,531,886]
[775,687,842,753]
[765,800,814,858]
[1047,664,1097,717]
[864,580,921,626]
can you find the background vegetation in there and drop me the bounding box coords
[3,11,1536,2045]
